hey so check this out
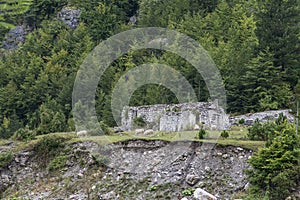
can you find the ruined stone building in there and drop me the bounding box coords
[121,100,229,132]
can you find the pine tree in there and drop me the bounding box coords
[177,1,258,113]
[242,50,292,111]
[255,0,300,87]
[0,0,32,28]
[247,123,300,199]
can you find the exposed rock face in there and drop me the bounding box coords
[1,140,252,199]
[108,140,252,199]
[121,101,229,132]
[58,7,81,29]
[2,25,28,50]
[230,109,295,126]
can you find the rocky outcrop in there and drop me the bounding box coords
[1,140,253,199]
[58,7,81,30]
[108,140,252,199]
[2,25,29,50]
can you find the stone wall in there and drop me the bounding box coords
[121,100,229,131]
[230,109,295,126]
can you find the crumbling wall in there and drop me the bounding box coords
[230,110,295,126]
[121,101,229,131]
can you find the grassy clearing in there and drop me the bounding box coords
[69,127,264,150]
[0,126,263,152]
[0,139,8,146]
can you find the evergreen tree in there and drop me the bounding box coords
[0,0,32,28]
[177,1,258,113]
[243,50,292,111]
[247,123,300,199]
[255,0,300,87]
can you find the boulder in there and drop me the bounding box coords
[186,174,200,186]
[58,7,81,29]
[194,188,217,200]
[113,127,123,133]
[2,25,28,50]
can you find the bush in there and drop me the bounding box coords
[238,118,245,125]
[220,130,229,139]
[198,129,206,139]
[248,119,279,142]
[248,114,289,146]
[11,126,36,141]
[100,121,112,135]
[47,155,69,171]
[88,121,112,136]
[133,117,146,128]
[247,119,265,140]
[91,153,109,166]
[182,188,194,196]
[247,123,300,199]
[270,165,300,199]
[33,135,70,167]
[0,151,13,168]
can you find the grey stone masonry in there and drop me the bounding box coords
[230,109,295,126]
[121,100,229,131]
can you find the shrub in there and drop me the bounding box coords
[248,119,277,142]
[47,155,69,171]
[0,151,13,168]
[11,126,36,141]
[247,123,300,199]
[182,188,194,196]
[238,118,245,125]
[248,114,289,144]
[91,153,109,166]
[133,117,146,127]
[247,119,264,140]
[198,129,206,139]
[149,185,157,191]
[33,135,69,167]
[220,130,229,139]
[100,121,112,135]
[88,121,112,136]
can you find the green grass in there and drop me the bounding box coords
[68,127,264,150]
[0,127,264,153]
[0,139,8,146]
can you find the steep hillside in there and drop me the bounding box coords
[1,135,253,199]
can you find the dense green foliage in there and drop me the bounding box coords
[11,126,36,141]
[247,121,300,199]
[0,0,32,28]
[0,151,13,168]
[0,0,33,42]
[0,0,299,140]
[247,113,288,143]
[198,129,207,139]
[220,130,229,139]
[33,134,72,167]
